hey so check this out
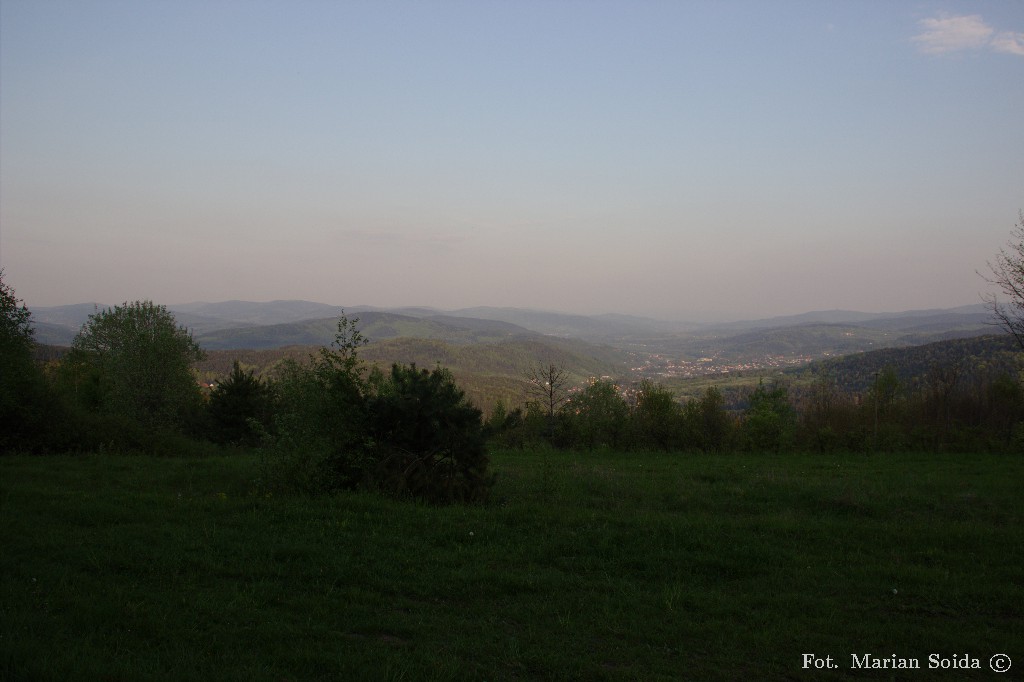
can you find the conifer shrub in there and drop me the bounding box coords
[367,364,492,503]
[257,315,492,502]
[207,361,272,446]
[484,401,530,448]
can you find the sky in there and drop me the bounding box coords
[1,0,1022,322]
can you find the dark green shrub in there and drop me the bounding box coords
[367,364,492,503]
[65,301,205,429]
[986,373,1024,446]
[682,386,734,453]
[258,316,492,503]
[564,379,629,450]
[741,380,797,453]
[1,271,39,453]
[0,271,80,454]
[258,358,368,494]
[207,361,272,446]
[631,379,683,450]
[484,400,528,448]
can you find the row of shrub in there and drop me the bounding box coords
[487,367,1024,454]
[1,275,492,502]
[4,269,1022,510]
[248,317,492,502]
[11,334,492,502]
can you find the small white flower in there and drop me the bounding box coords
[892,588,898,595]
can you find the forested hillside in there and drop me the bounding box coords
[192,312,537,350]
[798,334,1021,393]
[653,333,1022,428]
[28,297,1015,422]
[194,335,633,416]
[12,264,1024,461]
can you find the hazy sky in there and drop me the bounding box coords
[2,1,1022,321]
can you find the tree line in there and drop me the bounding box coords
[4,271,1023,470]
[4,205,1024,505]
[1,275,490,502]
[483,362,1023,455]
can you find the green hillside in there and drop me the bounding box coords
[656,333,1022,411]
[195,334,633,416]
[797,333,1022,393]
[642,321,993,363]
[193,312,536,350]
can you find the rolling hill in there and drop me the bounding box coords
[795,333,1022,394]
[192,311,539,350]
[169,299,346,326]
[28,298,1015,416]
[29,299,1000,377]
[194,333,633,416]
[442,306,693,339]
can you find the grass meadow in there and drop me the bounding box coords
[2,448,1021,680]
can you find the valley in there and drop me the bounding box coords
[31,299,1005,415]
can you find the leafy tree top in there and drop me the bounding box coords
[69,300,205,427]
[74,301,203,360]
[0,269,34,357]
[314,312,368,383]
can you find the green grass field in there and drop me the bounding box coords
[2,449,1021,680]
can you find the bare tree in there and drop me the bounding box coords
[524,363,571,432]
[981,210,1024,349]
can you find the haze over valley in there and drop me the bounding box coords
[26,297,1001,412]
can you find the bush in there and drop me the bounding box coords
[64,301,205,429]
[631,380,683,450]
[741,380,797,453]
[367,364,492,503]
[257,315,492,503]
[1,271,40,453]
[258,358,364,494]
[682,387,734,453]
[563,379,629,450]
[207,361,272,446]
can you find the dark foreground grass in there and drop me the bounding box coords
[2,448,1022,681]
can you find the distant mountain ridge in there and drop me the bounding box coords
[705,304,990,332]
[28,299,995,353]
[193,333,633,416]
[28,298,1011,418]
[192,311,538,351]
[170,300,347,326]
